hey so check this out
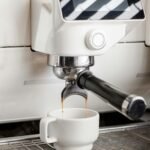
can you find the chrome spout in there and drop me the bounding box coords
[61,79,87,101]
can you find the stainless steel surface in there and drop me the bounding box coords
[53,67,86,80]
[61,81,87,101]
[51,56,94,80]
[48,56,94,68]
[99,121,150,134]
[0,135,39,144]
[0,138,55,150]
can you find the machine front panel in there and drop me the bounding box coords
[60,0,145,20]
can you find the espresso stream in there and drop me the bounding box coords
[61,98,88,117]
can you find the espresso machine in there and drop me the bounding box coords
[31,0,148,120]
[0,0,150,124]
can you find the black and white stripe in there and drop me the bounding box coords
[60,0,144,20]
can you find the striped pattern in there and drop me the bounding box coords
[60,0,144,20]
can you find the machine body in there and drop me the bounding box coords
[31,0,145,56]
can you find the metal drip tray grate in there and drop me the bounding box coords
[0,138,55,150]
[0,110,149,150]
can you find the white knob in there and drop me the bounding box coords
[86,31,106,50]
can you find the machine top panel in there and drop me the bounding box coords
[60,0,145,21]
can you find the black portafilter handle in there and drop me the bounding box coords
[77,71,147,120]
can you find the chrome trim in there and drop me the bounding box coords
[0,134,39,144]
[48,56,94,67]
[0,135,55,150]
[99,121,150,134]
[122,94,146,115]
[53,67,86,80]
[61,81,88,100]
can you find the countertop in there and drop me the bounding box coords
[93,126,150,150]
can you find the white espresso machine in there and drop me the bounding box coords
[0,0,150,123]
[31,0,147,120]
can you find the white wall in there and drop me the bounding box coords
[0,0,30,46]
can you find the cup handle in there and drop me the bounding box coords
[40,117,57,143]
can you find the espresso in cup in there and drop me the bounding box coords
[40,108,99,150]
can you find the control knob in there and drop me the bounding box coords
[86,31,106,50]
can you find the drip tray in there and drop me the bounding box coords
[0,110,149,150]
[100,111,143,127]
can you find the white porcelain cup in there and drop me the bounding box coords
[40,108,99,150]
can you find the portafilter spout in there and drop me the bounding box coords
[61,79,88,101]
